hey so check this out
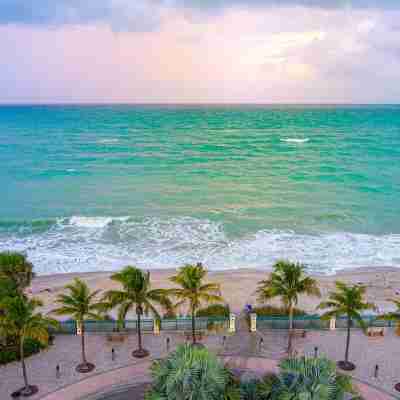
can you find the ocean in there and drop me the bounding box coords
[1,104,400,275]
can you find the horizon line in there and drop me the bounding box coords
[0,102,399,106]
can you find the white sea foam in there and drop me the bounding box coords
[1,216,400,275]
[98,138,120,144]
[281,138,309,143]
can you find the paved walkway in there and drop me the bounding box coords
[0,332,222,400]
[1,329,399,399]
[220,356,397,400]
[21,356,398,400]
[222,328,400,397]
[39,361,152,400]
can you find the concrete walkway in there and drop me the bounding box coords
[220,356,398,400]
[39,361,152,400]
[35,356,396,400]
[1,331,399,399]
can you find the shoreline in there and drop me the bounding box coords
[30,266,400,316]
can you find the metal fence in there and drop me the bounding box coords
[52,316,229,334]
[257,315,329,330]
[257,314,394,330]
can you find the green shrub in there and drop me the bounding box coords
[0,338,47,365]
[0,349,18,364]
[196,303,230,318]
[252,305,307,317]
[146,344,238,400]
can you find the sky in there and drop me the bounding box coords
[1,0,400,103]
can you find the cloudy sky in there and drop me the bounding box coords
[1,0,400,103]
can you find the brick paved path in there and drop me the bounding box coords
[1,329,398,400]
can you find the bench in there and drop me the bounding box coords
[184,331,205,341]
[291,329,307,338]
[367,327,385,337]
[106,333,127,342]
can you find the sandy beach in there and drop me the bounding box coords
[29,267,400,316]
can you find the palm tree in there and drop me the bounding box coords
[169,263,222,346]
[381,298,400,325]
[318,281,376,371]
[256,260,320,354]
[102,266,172,358]
[51,278,104,372]
[0,251,34,294]
[259,356,356,400]
[0,295,58,397]
[379,298,400,392]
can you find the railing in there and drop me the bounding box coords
[256,314,395,330]
[52,316,229,334]
[257,315,329,330]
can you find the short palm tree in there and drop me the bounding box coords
[147,344,237,400]
[169,263,223,346]
[0,296,58,397]
[259,356,357,400]
[51,278,103,372]
[381,298,400,325]
[256,260,321,354]
[102,266,172,358]
[379,298,400,392]
[318,281,376,371]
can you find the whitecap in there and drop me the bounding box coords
[68,216,114,228]
[98,138,120,144]
[281,138,309,143]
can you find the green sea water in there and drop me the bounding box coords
[1,104,400,274]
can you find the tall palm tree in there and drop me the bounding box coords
[51,278,103,372]
[0,295,58,397]
[102,266,172,358]
[318,281,376,371]
[256,260,321,354]
[169,263,223,346]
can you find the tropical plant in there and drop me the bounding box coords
[146,344,239,400]
[169,263,223,345]
[102,266,172,358]
[196,303,230,318]
[258,356,358,400]
[318,281,376,371]
[0,251,34,294]
[51,278,104,372]
[381,299,400,391]
[251,305,307,317]
[381,298,400,326]
[256,260,320,354]
[0,295,58,396]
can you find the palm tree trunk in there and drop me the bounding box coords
[288,303,294,355]
[191,305,196,345]
[81,322,87,365]
[20,338,29,391]
[137,311,143,351]
[345,317,351,363]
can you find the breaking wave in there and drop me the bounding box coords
[1,216,400,275]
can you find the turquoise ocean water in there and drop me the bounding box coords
[1,105,400,275]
